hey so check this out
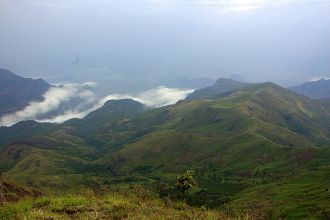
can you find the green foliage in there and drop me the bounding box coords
[0,199,33,220]
[32,197,51,208]
[175,170,196,199]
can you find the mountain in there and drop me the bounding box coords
[314,99,330,113]
[99,83,330,173]
[1,83,330,218]
[0,68,50,116]
[289,79,330,99]
[66,99,149,149]
[0,120,57,148]
[186,78,251,100]
[228,74,246,82]
[82,99,147,122]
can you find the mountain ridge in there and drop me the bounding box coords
[1,79,330,218]
[290,79,330,99]
[186,78,252,100]
[0,68,50,116]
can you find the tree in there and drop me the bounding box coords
[175,170,196,199]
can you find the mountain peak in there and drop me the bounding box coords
[83,99,147,122]
[0,68,48,84]
[0,68,50,116]
[186,77,250,100]
[103,98,144,107]
[215,77,239,84]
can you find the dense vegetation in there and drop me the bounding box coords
[1,81,330,219]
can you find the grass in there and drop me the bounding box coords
[0,188,259,220]
[226,169,330,219]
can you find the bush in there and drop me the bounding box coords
[175,170,196,199]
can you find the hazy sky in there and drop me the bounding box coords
[1,0,330,88]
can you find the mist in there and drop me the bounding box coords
[0,0,330,90]
[0,83,193,127]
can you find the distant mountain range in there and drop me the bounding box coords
[1,74,330,218]
[289,79,330,99]
[1,67,330,123]
[187,77,330,100]
[0,68,50,116]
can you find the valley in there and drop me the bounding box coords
[1,78,330,219]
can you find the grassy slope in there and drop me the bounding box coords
[98,84,330,172]
[0,178,42,204]
[0,121,57,148]
[0,188,257,220]
[92,84,330,218]
[1,83,330,218]
[0,127,102,192]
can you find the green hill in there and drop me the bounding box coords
[0,121,57,148]
[1,83,330,218]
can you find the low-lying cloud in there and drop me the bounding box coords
[0,83,193,127]
[129,86,194,108]
[309,77,330,82]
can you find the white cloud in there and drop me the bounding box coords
[0,84,83,126]
[0,84,193,127]
[145,0,330,12]
[132,86,194,107]
[309,76,330,81]
[37,94,132,124]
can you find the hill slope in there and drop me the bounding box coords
[0,189,249,220]
[290,79,330,99]
[0,68,50,116]
[0,83,330,218]
[0,174,41,205]
[98,83,330,171]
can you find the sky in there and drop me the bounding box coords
[0,0,330,89]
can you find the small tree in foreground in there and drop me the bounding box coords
[175,170,196,199]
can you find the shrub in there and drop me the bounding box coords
[175,170,196,199]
